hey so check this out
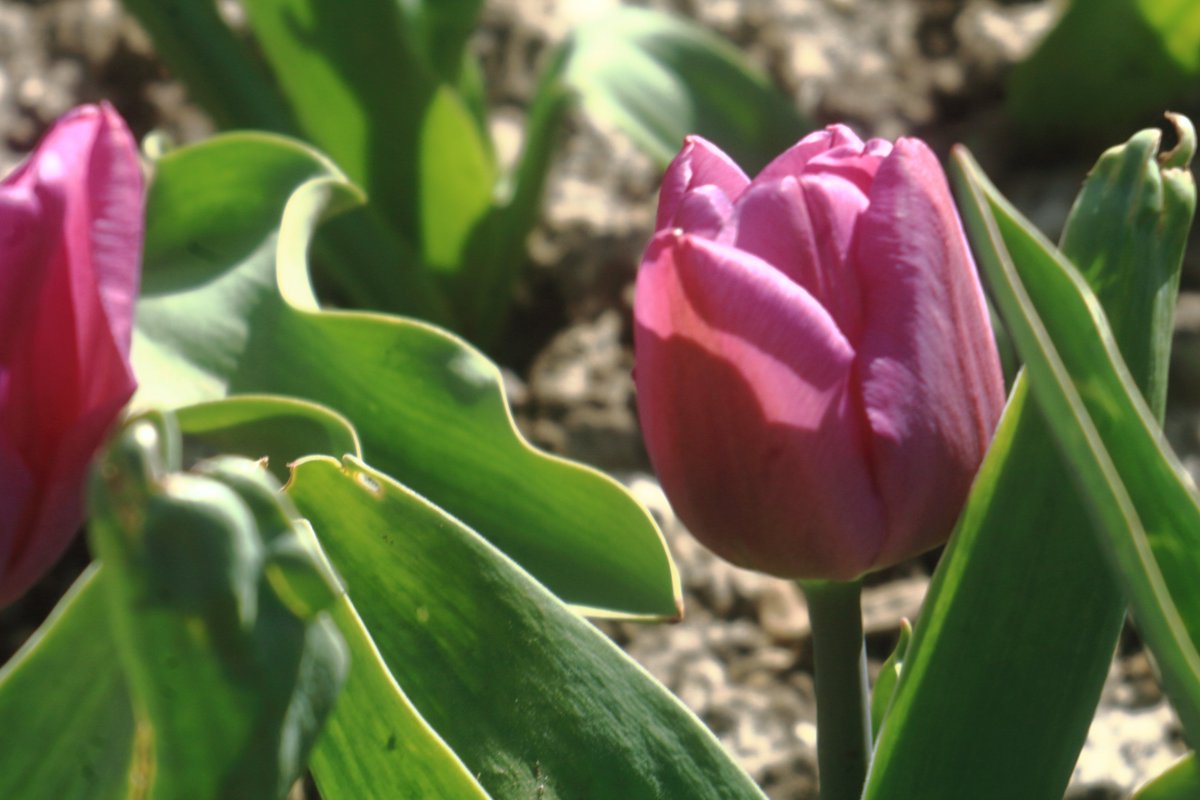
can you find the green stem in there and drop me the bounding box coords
[800,579,871,800]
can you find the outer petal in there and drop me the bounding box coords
[634,231,885,579]
[656,135,750,231]
[851,137,1005,569]
[0,189,55,365]
[0,104,143,606]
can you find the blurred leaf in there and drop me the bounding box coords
[132,132,680,620]
[418,85,496,273]
[241,0,496,285]
[120,0,459,325]
[395,0,486,86]
[449,48,573,346]
[870,618,910,739]
[0,570,132,800]
[88,416,348,800]
[559,7,806,172]
[0,406,483,800]
[1134,754,1200,799]
[1008,0,1200,146]
[289,456,764,800]
[865,123,1192,798]
[953,144,1200,744]
[119,0,294,132]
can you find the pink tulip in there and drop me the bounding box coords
[635,126,1005,581]
[0,104,143,606]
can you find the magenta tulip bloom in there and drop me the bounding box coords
[0,104,143,606]
[635,126,1005,581]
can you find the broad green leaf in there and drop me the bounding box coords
[289,456,765,800]
[0,570,133,800]
[864,124,1192,798]
[176,395,360,483]
[88,417,348,800]
[132,132,680,620]
[559,7,806,172]
[1008,0,1200,146]
[1134,754,1200,799]
[310,599,493,799]
[952,144,1200,743]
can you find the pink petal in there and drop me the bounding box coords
[656,135,750,230]
[84,103,144,358]
[753,124,866,184]
[635,231,885,579]
[673,184,735,239]
[727,176,864,342]
[852,138,1005,568]
[0,103,143,606]
[0,188,54,366]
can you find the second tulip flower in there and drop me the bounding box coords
[0,104,143,606]
[635,126,1006,581]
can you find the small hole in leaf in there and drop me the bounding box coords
[354,471,383,496]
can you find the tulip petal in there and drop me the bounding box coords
[656,135,749,230]
[0,104,142,606]
[852,138,1005,567]
[0,189,56,367]
[673,184,735,239]
[729,176,864,342]
[753,124,866,184]
[85,104,144,358]
[635,231,885,579]
[0,416,32,575]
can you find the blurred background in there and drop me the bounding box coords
[2,1,1199,797]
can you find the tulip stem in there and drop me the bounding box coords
[800,578,871,800]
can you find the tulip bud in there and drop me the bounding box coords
[634,126,1005,580]
[0,104,144,606]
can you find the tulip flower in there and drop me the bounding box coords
[635,125,1005,581]
[0,104,144,606]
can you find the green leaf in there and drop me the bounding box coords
[119,0,294,132]
[559,7,806,172]
[395,0,485,86]
[240,0,496,276]
[1134,754,1200,799]
[0,570,133,800]
[120,0,460,326]
[952,143,1200,744]
[864,122,1193,798]
[1058,114,1197,419]
[0,406,483,800]
[88,417,348,800]
[310,599,494,799]
[1008,0,1200,146]
[870,618,911,739]
[175,395,361,483]
[289,456,765,800]
[132,132,680,620]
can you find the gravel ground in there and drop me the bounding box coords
[1,0,1194,797]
